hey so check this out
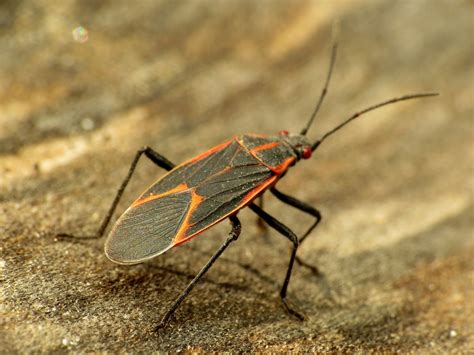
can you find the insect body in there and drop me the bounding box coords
[105,133,311,264]
[58,44,437,330]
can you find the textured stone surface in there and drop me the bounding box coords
[1,0,472,352]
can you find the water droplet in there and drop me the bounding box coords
[72,26,89,43]
[81,117,95,130]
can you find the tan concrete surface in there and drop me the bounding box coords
[1,0,473,352]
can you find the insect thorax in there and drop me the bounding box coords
[238,133,309,172]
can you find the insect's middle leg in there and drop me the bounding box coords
[156,215,242,330]
[271,187,322,276]
[248,203,304,320]
[57,146,175,240]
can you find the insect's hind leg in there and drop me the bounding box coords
[271,187,322,276]
[57,146,175,240]
[156,215,242,331]
[248,203,304,321]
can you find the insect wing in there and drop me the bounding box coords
[105,190,191,264]
[105,138,275,264]
[174,160,275,245]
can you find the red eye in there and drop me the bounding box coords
[302,146,312,159]
[279,130,289,136]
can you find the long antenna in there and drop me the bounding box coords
[301,44,338,136]
[312,93,439,150]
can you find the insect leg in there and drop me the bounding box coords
[248,203,304,321]
[256,195,269,236]
[57,146,175,240]
[270,187,322,276]
[156,215,242,330]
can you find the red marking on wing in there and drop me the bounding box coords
[179,140,233,167]
[131,183,188,207]
[172,190,205,245]
[172,175,279,247]
[250,141,280,153]
[239,174,279,206]
[270,156,296,175]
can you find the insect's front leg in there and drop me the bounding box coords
[270,187,322,276]
[57,146,175,240]
[248,203,304,321]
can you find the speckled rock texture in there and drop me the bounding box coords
[1,0,472,352]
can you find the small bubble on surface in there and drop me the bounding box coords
[81,117,95,130]
[72,26,89,43]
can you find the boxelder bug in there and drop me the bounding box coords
[58,44,438,330]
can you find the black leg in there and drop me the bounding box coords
[58,146,175,240]
[156,215,242,330]
[270,187,321,244]
[256,195,269,235]
[271,187,322,276]
[248,203,304,320]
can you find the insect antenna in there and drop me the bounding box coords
[301,43,338,136]
[311,92,439,150]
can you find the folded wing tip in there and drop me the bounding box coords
[104,236,173,265]
[103,190,191,264]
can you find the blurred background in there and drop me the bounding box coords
[1,0,472,352]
